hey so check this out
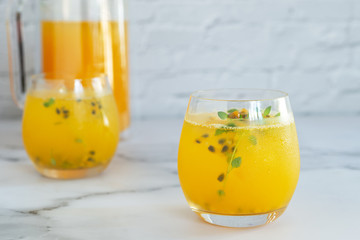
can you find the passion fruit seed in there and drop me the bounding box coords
[221,145,229,153]
[208,145,215,152]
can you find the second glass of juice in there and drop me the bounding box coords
[22,74,120,179]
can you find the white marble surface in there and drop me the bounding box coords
[0,117,359,240]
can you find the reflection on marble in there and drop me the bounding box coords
[0,117,359,239]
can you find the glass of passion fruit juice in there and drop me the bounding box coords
[178,89,300,227]
[22,74,120,179]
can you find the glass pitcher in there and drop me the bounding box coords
[6,0,130,131]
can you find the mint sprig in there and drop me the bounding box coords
[43,98,55,107]
[217,111,228,120]
[231,157,242,168]
[227,122,236,128]
[217,189,225,196]
[263,106,271,116]
[215,128,226,136]
[227,109,238,113]
[249,135,257,145]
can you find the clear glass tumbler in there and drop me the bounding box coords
[22,74,120,179]
[178,89,300,227]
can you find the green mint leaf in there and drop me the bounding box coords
[217,111,228,120]
[227,109,238,113]
[62,161,71,168]
[50,158,56,166]
[43,98,55,107]
[215,129,225,136]
[227,122,236,128]
[263,106,271,116]
[231,157,242,168]
[275,112,281,117]
[249,135,257,145]
[75,138,83,143]
[217,189,225,196]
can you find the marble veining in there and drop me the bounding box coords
[17,183,180,216]
[0,117,359,240]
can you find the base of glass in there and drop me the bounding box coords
[35,165,107,179]
[193,207,286,228]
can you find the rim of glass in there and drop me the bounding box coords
[30,73,108,83]
[190,88,289,102]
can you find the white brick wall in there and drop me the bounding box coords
[1,0,360,120]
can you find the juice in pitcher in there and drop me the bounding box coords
[41,20,130,131]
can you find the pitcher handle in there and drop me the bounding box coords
[6,0,27,108]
